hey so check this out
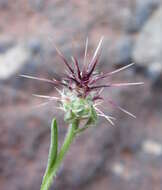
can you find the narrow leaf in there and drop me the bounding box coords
[40,119,58,190]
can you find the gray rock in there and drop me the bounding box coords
[112,36,134,65]
[101,36,133,66]
[0,0,9,9]
[151,73,162,90]
[0,44,30,80]
[147,62,162,81]
[133,7,162,73]
[27,38,42,55]
[29,0,45,11]
[0,36,15,53]
[127,0,160,33]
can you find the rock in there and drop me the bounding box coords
[151,73,162,90]
[27,38,42,55]
[147,62,162,80]
[110,161,139,180]
[0,36,15,53]
[0,38,55,93]
[111,36,134,65]
[133,6,162,82]
[133,6,162,65]
[142,139,162,156]
[0,0,9,9]
[29,0,45,11]
[0,84,29,106]
[0,44,30,80]
[101,36,133,66]
[127,0,160,33]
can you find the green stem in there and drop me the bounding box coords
[41,119,79,190]
[55,119,79,169]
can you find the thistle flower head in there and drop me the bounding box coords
[20,37,143,126]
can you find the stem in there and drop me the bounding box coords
[53,119,79,174]
[40,119,79,190]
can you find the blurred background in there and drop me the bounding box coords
[0,0,162,190]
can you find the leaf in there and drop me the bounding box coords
[64,110,76,123]
[86,106,98,125]
[75,106,98,134]
[40,118,58,190]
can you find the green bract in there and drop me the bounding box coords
[62,91,98,124]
